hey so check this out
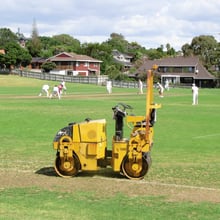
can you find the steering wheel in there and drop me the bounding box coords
[117,103,133,111]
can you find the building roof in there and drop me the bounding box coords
[112,49,133,59]
[138,56,215,80]
[47,52,102,63]
[112,49,133,67]
[31,57,46,63]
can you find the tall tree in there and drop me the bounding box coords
[181,43,193,56]
[2,42,31,69]
[146,48,164,60]
[106,33,129,53]
[0,28,18,47]
[166,43,176,56]
[80,42,115,74]
[39,34,81,56]
[27,19,42,57]
[52,34,80,53]
[190,35,218,68]
[0,28,31,69]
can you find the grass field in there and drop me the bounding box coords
[0,75,220,220]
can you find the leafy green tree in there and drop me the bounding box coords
[52,34,81,53]
[106,33,129,53]
[40,49,53,59]
[0,53,5,68]
[181,43,193,56]
[39,34,81,56]
[166,43,176,56]
[0,28,18,47]
[2,42,31,69]
[80,42,100,57]
[146,48,164,60]
[0,28,31,69]
[132,50,143,62]
[128,41,143,51]
[41,61,56,72]
[207,43,220,82]
[20,49,32,67]
[190,35,218,68]
[210,44,220,67]
[39,36,57,58]
[80,42,115,74]
[105,65,121,79]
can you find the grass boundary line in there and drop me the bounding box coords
[192,133,220,139]
[93,176,220,192]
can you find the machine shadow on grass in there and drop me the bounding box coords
[35,166,123,179]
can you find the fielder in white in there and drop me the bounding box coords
[39,84,50,97]
[138,79,143,94]
[106,80,112,94]
[157,82,164,97]
[192,83,199,105]
[164,79,170,91]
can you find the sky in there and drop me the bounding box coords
[1,0,220,50]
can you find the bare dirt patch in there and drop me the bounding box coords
[0,92,139,100]
[1,167,220,203]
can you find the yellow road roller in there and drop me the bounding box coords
[53,66,161,180]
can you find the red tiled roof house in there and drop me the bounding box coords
[47,52,102,76]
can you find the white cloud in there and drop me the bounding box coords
[1,0,220,50]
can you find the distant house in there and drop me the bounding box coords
[112,49,133,72]
[0,49,6,70]
[31,57,46,69]
[0,49,5,55]
[16,28,28,48]
[137,56,216,88]
[46,52,102,76]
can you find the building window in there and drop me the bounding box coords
[173,67,182,73]
[163,67,167,73]
[182,66,194,73]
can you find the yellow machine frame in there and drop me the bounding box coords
[53,66,161,180]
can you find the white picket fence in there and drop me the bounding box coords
[13,69,142,88]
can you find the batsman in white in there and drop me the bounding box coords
[50,85,61,99]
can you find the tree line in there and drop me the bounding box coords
[0,26,220,80]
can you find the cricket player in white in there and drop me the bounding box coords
[192,83,199,105]
[61,80,67,94]
[39,84,50,97]
[157,82,164,97]
[106,80,112,94]
[138,79,143,94]
[50,85,61,99]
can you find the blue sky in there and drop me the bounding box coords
[1,0,220,50]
